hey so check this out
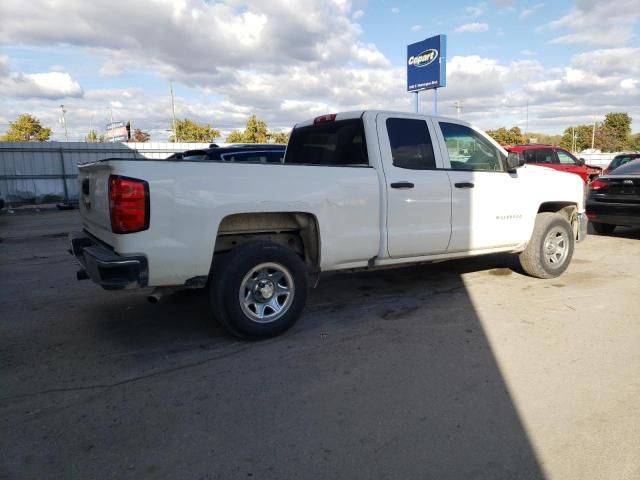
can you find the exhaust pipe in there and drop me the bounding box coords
[147,287,180,304]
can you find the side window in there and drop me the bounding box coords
[556,150,577,165]
[535,149,554,164]
[439,122,505,171]
[386,118,436,170]
[523,150,537,163]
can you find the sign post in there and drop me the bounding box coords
[407,34,447,114]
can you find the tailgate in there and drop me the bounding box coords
[78,161,113,233]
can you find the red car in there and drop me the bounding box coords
[506,145,602,183]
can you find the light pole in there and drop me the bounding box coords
[170,81,178,142]
[59,105,69,142]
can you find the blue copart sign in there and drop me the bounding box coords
[407,34,447,92]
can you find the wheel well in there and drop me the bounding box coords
[214,212,320,272]
[537,202,578,235]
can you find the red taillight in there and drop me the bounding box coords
[313,113,337,124]
[589,179,609,191]
[109,175,149,234]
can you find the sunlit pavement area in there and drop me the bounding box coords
[1,209,639,479]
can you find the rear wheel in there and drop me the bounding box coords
[591,221,616,235]
[519,212,575,279]
[210,241,308,339]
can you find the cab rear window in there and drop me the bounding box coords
[285,119,368,166]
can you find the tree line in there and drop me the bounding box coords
[3,111,638,151]
[0,114,289,144]
[487,112,640,152]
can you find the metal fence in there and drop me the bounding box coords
[0,142,210,206]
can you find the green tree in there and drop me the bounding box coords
[599,112,632,152]
[85,129,105,143]
[486,126,524,145]
[560,124,593,152]
[526,132,562,145]
[0,114,52,142]
[131,128,150,143]
[226,115,289,144]
[271,132,290,144]
[226,115,270,143]
[630,133,640,151]
[169,118,220,142]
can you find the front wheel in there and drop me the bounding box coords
[591,221,616,235]
[210,241,308,339]
[519,212,575,279]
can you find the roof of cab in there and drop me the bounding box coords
[292,110,471,130]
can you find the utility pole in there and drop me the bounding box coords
[170,81,178,142]
[59,105,68,142]
[591,121,596,150]
[454,101,462,119]
[571,126,575,153]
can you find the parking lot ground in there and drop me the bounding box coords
[1,209,639,479]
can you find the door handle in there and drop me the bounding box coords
[454,182,474,189]
[390,182,414,189]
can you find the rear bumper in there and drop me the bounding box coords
[586,202,640,227]
[69,231,148,290]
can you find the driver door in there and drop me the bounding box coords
[431,120,529,252]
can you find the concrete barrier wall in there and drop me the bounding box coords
[0,142,211,205]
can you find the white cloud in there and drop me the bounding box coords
[454,22,489,33]
[1,1,639,140]
[466,2,487,17]
[352,9,364,19]
[519,3,544,19]
[0,0,388,76]
[0,57,83,99]
[410,25,422,32]
[545,0,639,46]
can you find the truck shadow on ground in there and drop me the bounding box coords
[88,253,545,478]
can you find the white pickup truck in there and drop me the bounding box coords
[71,111,587,338]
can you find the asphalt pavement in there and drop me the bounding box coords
[1,209,639,479]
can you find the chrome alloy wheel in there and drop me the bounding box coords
[543,227,569,267]
[239,262,295,323]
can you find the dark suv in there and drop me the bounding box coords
[166,144,285,163]
[506,145,602,183]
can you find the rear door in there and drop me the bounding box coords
[376,113,452,257]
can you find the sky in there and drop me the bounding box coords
[1,0,639,141]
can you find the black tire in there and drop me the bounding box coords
[210,241,308,339]
[591,221,616,235]
[519,212,575,279]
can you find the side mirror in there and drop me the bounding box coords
[506,152,526,172]
[578,158,586,166]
